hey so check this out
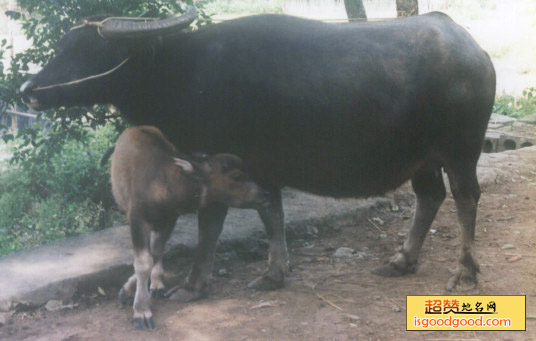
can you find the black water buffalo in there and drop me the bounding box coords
[21,7,496,298]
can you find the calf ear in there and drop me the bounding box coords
[173,158,194,173]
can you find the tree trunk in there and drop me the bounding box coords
[344,0,367,21]
[396,0,419,17]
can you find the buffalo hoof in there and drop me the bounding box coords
[247,275,284,291]
[446,266,478,291]
[168,288,204,302]
[372,251,416,277]
[371,263,408,277]
[118,288,133,306]
[150,289,167,299]
[133,316,155,330]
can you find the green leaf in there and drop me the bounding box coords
[5,10,22,20]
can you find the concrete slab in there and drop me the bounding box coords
[519,113,536,124]
[488,113,516,129]
[0,189,381,310]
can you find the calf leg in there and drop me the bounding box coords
[168,203,227,302]
[445,163,481,290]
[374,167,446,276]
[119,223,174,304]
[133,248,154,329]
[118,274,137,305]
[129,216,155,330]
[149,228,173,298]
[248,187,289,290]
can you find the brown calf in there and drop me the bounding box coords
[110,126,269,330]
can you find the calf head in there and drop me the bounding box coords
[175,153,270,209]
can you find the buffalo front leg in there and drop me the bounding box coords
[248,187,289,291]
[168,203,227,302]
[373,167,446,277]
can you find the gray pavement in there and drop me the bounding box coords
[0,189,381,311]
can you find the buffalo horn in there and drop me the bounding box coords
[99,6,197,39]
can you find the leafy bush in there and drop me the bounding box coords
[0,124,124,255]
[494,87,536,119]
[0,0,209,254]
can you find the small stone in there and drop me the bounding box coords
[392,305,401,312]
[501,244,515,250]
[374,296,381,300]
[45,300,63,312]
[346,314,361,321]
[217,268,230,277]
[430,229,437,234]
[507,255,522,263]
[372,217,384,225]
[217,251,237,261]
[44,300,77,312]
[333,247,355,258]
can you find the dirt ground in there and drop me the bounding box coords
[1,153,536,341]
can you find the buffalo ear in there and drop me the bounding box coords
[174,157,194,173]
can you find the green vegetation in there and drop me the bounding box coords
[0,0,201,255]
[0,124,122,254]
[494,88,536,119]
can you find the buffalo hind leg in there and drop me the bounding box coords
[373,167,446,276]
[168,203,227,302]
[445,163,481,290]
[248,187,289,291]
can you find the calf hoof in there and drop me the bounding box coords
[372,252,416,277]
[247,274,284,291]
[133,316,155,330]
[168,288,205,302]
[118,288,133,306]
[446,266,479,291]
[150,289,167,299]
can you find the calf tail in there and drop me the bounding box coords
[100,145,115,167]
